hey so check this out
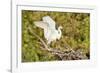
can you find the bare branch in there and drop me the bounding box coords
[28,26,88,60]
[28,27,49,50]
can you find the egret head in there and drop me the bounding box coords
[58,26,63,30]
[57,26,62,40]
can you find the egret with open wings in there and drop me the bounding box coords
[34,16,62,45]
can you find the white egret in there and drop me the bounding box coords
[34,16,62,44]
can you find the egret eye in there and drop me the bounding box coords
[58,31,60,34]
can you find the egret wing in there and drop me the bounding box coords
[34,21,48,29]
[43,16,56,30]
[34,21,51,42]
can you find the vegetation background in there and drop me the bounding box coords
[22,10,90,62]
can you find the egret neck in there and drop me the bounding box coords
[57,26,62,40]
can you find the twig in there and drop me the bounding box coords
[28,27,49,50]
[28,26,88,60]
[28,27,65,59]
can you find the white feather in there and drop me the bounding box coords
[34,16,62,44]
[34,21,48,29]
[43,16,56,30]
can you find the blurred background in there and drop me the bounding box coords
[22,10,90,62]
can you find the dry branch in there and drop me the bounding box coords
[28,26,88,60]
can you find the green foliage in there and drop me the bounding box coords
[22,10,90,62]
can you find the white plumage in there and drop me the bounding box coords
[34,16,62,44]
